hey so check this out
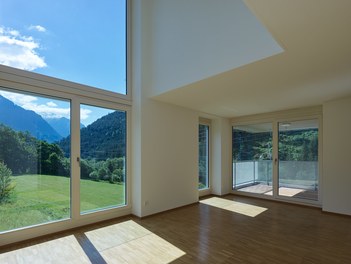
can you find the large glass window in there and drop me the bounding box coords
[0,88,71,232]
[232,123,273,195]
[0,0,129,244]
[0,0,127,94]
[79,104,127,213]
[278,120,319,201]
[198,124,209,190]
[232,118,320,204]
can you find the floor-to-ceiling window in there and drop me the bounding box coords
[0,89,71,232]
[232,110,321,205]
[0,0,130,244]
[80,104,127,213]
[232,123,273,195]
[278,119,319,201]
[199,123,210,190]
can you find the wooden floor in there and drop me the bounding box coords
[1,195,351,263]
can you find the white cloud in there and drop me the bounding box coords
[26,103,71,119]
[0,90,38,105]
[9,30,20,37]
[0,26,47,71]
[29,25,46,33]
[0,91,71,119]
[80,108,92,120]
[46,101,57,107]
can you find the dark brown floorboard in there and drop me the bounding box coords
[1,195,350,263]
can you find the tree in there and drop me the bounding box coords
[0,125,37,174]
[0,161,15,202]
[81,159,93,179]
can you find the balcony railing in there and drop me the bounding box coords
[233,160,318,190]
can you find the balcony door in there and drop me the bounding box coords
[233,118,320,204]
[278,119,319,201]
[232,123,273,196]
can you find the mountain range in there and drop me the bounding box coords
[45,117,85,138]
[0,95,62,142]
[0,95,126,159]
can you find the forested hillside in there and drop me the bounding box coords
[233,129,318,161]
[0,124,68,176]
[58,111,126,160]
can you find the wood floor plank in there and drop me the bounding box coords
[0,195,350,263]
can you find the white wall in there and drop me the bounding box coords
[149,0,283,96]
[132,0,199,217]
[211,117,232,195]
[140,101,198,216]
[323,96,351,215]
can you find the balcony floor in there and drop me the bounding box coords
[235,183,318,201]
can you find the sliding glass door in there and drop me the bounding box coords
[232,123,273,195]
[0,89,71,232]
[232,118,320,204]
[278,120,319,201]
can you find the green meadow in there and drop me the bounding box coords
[0,175,125,232]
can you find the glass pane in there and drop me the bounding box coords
[278,120,319,200]
[80,104,126,213]
[233,123,273,195]
[0,88,70,232]
[199,124,209,189]
[0,0,126,94]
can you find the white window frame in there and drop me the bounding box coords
[231,106,323,207]
[0,0,131,246]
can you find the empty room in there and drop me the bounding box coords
[0,0,351,263]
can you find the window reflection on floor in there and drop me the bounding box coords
[85,220,186,263]
[200,197,268,217]
[0,235,91,263]
[0,220,186,264]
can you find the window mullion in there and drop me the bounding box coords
[272,121,279,198]
[70,97,81,219]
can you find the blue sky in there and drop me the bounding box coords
[0,0,126,125]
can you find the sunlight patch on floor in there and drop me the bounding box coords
[86,220,186,263]
[0,220,186,264]
[264,187,304,197]
[200,197,268,217]
[0,235,91,264]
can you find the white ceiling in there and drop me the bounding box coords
[152,0,351,118]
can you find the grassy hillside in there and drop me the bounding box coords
[0,175,125,232]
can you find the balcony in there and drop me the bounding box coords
[233,160,318,201]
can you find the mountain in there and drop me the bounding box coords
[0,95,62,142]
[59,111,126,159]
[45,117,85,138]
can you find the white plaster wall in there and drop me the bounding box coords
[149,0,283,96]
[323,96,351,215]
[132,0,199,217]
[211,117,232,195]
[140,100,198,216]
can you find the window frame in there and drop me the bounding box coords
[0,0,131,102]
[231,107,323,207]
[0,83,132,246]
[198,118,211,196]
[0,0,131,246]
